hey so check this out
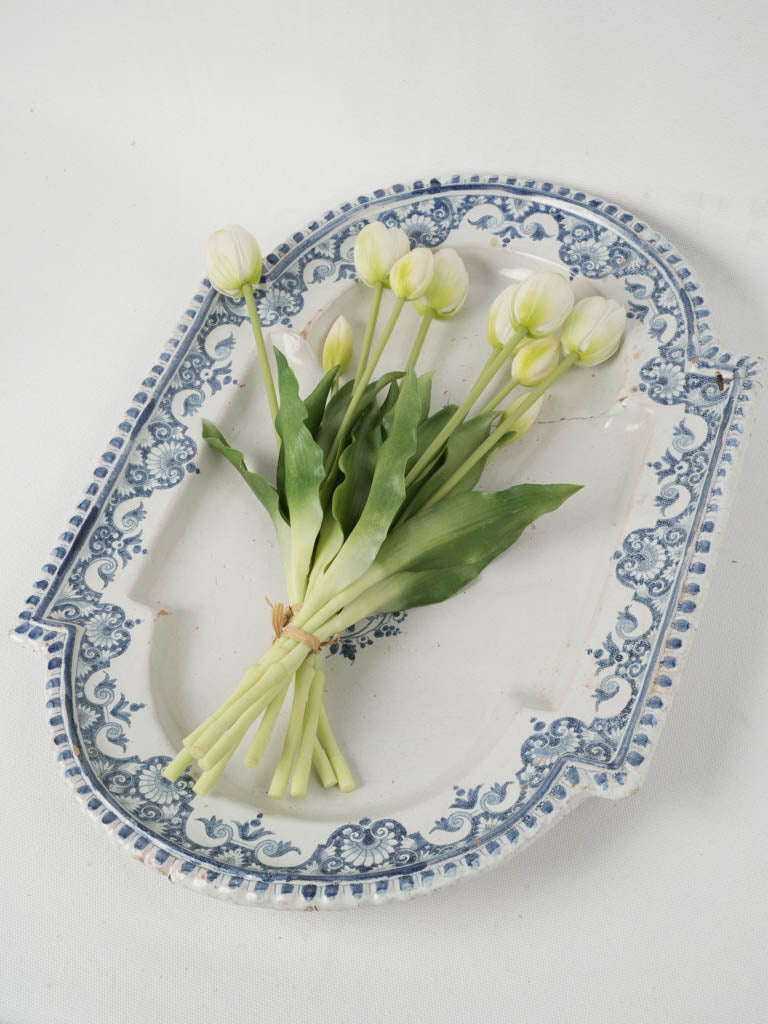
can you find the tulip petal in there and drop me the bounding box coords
[561,296,626,366]
[389,247,435,301]
[205,224,262,297]
[511,272,574,337]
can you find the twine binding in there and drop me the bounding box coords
[266,598,339,653]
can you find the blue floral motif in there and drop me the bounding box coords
[616,528,677,594]
[327,612,408,662]
[431,781,517,837]
[308,818,426,873]
[16,175,759,904]
[381,198,457,247]
[561,237,611,278]
[138,761,185,806]
[672,419,696,451]
[140,436,196,487]
[256,284,305,327]
[78,605,133,668]
[640,355,688,403]
[194,813,301,863]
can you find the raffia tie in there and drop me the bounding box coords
[266,597,338,654]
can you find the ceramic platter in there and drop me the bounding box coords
[15,174,759,909]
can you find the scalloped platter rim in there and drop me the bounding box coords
[14,173,760,909]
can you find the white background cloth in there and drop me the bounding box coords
[2,2,767,1021]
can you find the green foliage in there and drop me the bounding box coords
[315,372,403,461]
[379,380,400,438]
[311,371,423,603]
[403,412,497,517]
[337,485,580,618]
[417,371,434,421]
[303,365,340,438]
[274,350,327,599]
[201,419,284,527]
[201,418,292,571]
[374,483,582,579]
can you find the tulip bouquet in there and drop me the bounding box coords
[164,222,626,799]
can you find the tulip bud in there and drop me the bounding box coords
[511,335,561,388]
[499,394,545,441]
[354,222,410,287]
[510,272,574,338]
[389,246,435,301]
[322,315,354,374]
[205,224,263,297]
[561,296,626,366]
[413,248,469,319]
[486,284,521,349]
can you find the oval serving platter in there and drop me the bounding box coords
[14,174,759,909]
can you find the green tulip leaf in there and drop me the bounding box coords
[373,483,582,578]
[332,402,385,537]
[201,418,292,566]
[310,370,422,603]
[403,412,497,518]
[315,372,403,461]
[303,365,339,439]
[274,349,327,600]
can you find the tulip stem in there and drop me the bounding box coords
[164,747,194,782]
[241,282,280,434]
[354,281,384,392]
[244,686,288,768]
[404,328,529,488]
[479,375,520,415]
[325,296,406,476]
[312,738,338,788]
[268,661,314,798]
[405,309,435,373]
[317,703,355,792]
[290,658,325,797]
[362,296,407,381]
[422,351,579,510]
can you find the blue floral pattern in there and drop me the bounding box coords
[15,175,758,907]
[328,612,408,662]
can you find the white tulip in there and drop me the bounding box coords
[511,335,561,388]
[510,271,574,338]
[353,223,410,287]
[561,296,627,366]
[322,315,354,374]
[389,247,435,301]
[413,248,469,319]
[486,283,520,349]
[499,393,545,440]
[205,225,263,297]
